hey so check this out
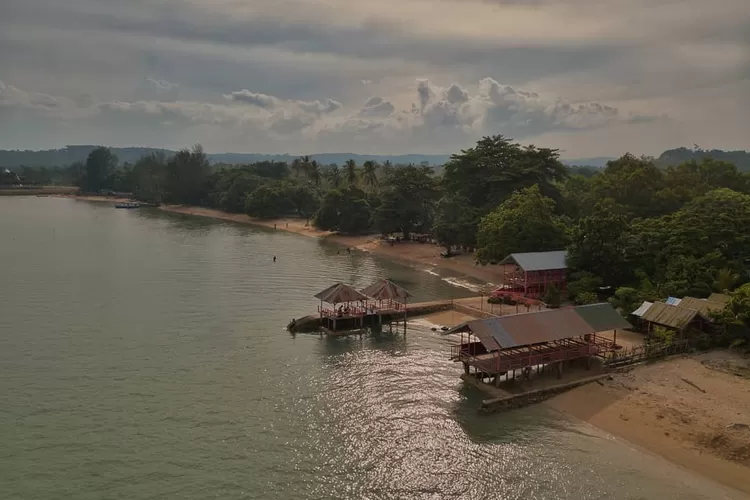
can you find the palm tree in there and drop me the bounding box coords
[714,268,739,292]
[362,160,379,189]
[344,159,358,187]
[380,160,394,181]
[325,165,342,189]
[307,160,322,188]
[291,158,303,178]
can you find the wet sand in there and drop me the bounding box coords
[548,351,750,496]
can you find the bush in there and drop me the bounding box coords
[542,284,561,308]
[574,291,598,305]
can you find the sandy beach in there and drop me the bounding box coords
[548,351,750,495]
[157,204,503,286]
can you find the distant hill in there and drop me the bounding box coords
[561,157,615,168]
[0,146,452,168]
[656,147,750,171]
[1,146,746,170]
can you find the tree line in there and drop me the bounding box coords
[35,137,750,346]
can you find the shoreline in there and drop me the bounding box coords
[548,351,750,496]
[56,195,503,287]
[49,194,750,494]
[158,205,503,286]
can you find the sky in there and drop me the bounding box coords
[1,0,749,158]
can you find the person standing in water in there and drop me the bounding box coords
[273,256,276,262]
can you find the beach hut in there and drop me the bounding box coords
[360,279,411,309]
[497,250,568,299]
[640,301,711,335]
[315,283,370,331]
[360,279,412,333]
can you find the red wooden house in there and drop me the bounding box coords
[496,251,568,299]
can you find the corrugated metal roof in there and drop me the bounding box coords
[498,251,568,272]
[678,297,727,316]
[446,303,629,351]
[314,283,370,304]
[485,318,516,349]
[632,301,653,317]
[574,303,633,331]
[641,301,703,330]
[360,279,412,301]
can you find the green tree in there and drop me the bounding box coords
[714,268,740,293]
[566,199,632,286]
[244,183,293,218]
[380,160,394,181]
[432,195,477,250]
[475,185,567,264]
[593,154,666,218]
[362,161,379,190]
[566,271,604,300]
[442,135,567,218]
[324,165,342,189]
[628,188,750,287]
[609,287,644,316]
[344,159,358,187]
[285,183,319,218]
[82,147,118,192]
[132,153,167,204]
[165,145,210,204]
[220,172,266,212]
[313,188,372,234]
[306,160,322,188]
[573,291,598,305]
[371,165,437,237]
[542,283,561,308]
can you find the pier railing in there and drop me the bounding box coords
[604,339,691,368]
[318,303,404,318]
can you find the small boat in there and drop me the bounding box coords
[114,202,140,209]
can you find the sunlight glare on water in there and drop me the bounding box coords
[0,197,744,500]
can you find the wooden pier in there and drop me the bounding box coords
[288,297,454,334]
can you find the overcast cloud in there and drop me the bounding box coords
[1,0,748,157]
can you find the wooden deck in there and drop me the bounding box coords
[451,336,616,375]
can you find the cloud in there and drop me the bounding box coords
[358,97,395,118]
[0,77,661,153]
[225,89,341,117]
[225,90,277,109]
[0,0,748,154]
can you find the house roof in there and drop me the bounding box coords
[574,303,634,331]
[498,251,568,272]
[678,297,727,316]
[359,279,411,302]
[632,301,654,317]
[446,303,630,351]
[640,301,707,330]
[314,282,370,304]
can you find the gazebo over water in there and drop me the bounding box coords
[360,278,411,310]
[314,279,413,334]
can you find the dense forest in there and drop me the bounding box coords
[8,136,750,347]
[0,146,451,169]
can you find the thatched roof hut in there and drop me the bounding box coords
[314,282,370,304]
[360,279,412,303]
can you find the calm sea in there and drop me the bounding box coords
[0,197,744,500]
